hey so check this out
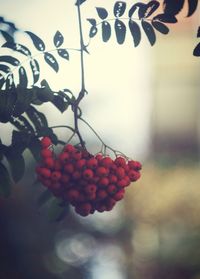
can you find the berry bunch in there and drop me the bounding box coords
[36,137,142,217]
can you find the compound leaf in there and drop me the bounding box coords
[26,105,48,131]
[53,31,64,48]
[44,52,59,72]
[26,31,45,51]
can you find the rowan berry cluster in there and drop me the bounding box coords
[35,137,142,217]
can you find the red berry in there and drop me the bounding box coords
[41,148,53,158]
[96,204,107,212]
[86,158,98,169]
[41,137,52,148]
[39,168,51,178]
[54,160,62,170]
[101,157,113,168]
[43,157,54,169]
[60,174,70,184]
[64,163,74,174]
[75,203,92,216]
[64,144,76,153]
[42,179,52,188]
[128,170,141,182]
[97,189,107,200]
[96,167,108,177]
[83,169,94,180]
[85,184,97,194]
[65,189,80,202]
[98,177,109,186]
[95,153,103,161]
[71,151,82,161]
[58,152,70,163]
[106,198,116,210]
[107,184,117,194]
[51,182,61,190]
[115,157,126,167]
[117,179,127,188]
[113,189,125,201]
[116,167,125,179]
[72,171,81,180]
[51,171,61,181]
[128,160,142,171]
[109,174,118,184]
[76,159,86,170]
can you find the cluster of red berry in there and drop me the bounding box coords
[35,137,142,216]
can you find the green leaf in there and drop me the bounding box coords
[5,147,25,183]
[0,162,12,197]
[48,198,69,222]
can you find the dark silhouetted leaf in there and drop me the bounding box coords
[51,95,69,113]
[11,130,31,150]
[57,49,69,60]
[44,52,59,72]
[0,163,11,197]
[163,0,184,15]
[12,88,34,117]
[0,88,16,123]
[37,189,53,207]
[0,64,10,73]
[26,31,45,51]
[193,42,200,56]
[26,105,48,131]
[114,19,126,44]
[89,26,98,38]
[5,147,25,183]
[2,42,31,56]
[141,20,156,46]
[75,0,86,6]
[53,31,64,48]
[129,19,141,47]
[145,1,160,18]
[188,0,198,16]
[96,7,108,19]
[5,74,14,90]
[154,13,177,23]
[152,20,169,34]
[0,140,6,161]
[0,75,5,89]
[10,116,34,134]
[28,136,41,161]
[114,1,126,17]
[87,18,97,26]
[0,30,14,43]
[48,198,69,222]
[197,26,200,38]
[129,3,139,17]
[36,87,54,102]
[0,56,19,66]
[102,21,111,42]
[18,66,28,87]
[30,59,40,84]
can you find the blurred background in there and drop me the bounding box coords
[0,0,200,278]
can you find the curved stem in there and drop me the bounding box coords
[50,125,76,133]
